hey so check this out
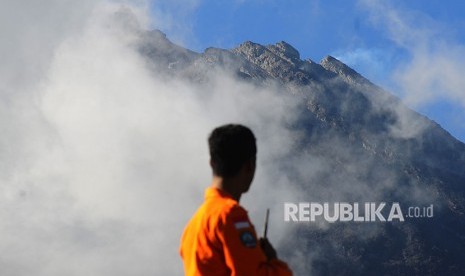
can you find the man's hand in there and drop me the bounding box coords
[259,238,277,261]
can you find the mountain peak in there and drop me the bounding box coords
[266,41,301,64]
[321,55,369,85]
[138,29,198,71]
[148,29,167,39]
[233,41,267,59]
[320,55,348,71]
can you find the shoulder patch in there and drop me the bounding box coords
[240,231,257,248]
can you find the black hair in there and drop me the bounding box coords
[208,124,257,178]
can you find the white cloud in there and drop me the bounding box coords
[334,47,392,83]
[360,0,465,116]
[0,1,305,274]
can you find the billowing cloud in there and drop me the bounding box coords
[0,1,305,274]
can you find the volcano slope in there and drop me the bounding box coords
[139,30,465,275]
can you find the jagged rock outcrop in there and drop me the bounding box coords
[138,30,198,71]
[321,55,370,85]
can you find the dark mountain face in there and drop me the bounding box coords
[138,30,465,275]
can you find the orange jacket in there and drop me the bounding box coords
[180,187,292,276]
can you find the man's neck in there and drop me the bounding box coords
[212,175,242,202]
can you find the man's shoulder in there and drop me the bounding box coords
[207,198,248,222]
[221,203,251,228]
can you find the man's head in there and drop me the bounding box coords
[208,124,257,180]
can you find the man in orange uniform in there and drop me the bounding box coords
[180,124,292,275]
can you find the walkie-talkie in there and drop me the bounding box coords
[263,208,270,238]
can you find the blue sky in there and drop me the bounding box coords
[150,0,465,142]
